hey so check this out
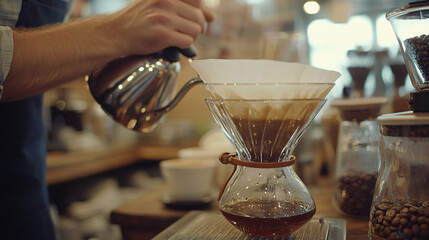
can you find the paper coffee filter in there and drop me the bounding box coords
[190,59,341,99]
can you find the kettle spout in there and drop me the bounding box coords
[155,77,203,113]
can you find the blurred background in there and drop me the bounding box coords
[46,0,412,150]
[45,0,413,239]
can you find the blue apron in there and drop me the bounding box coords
[0,0,69,239]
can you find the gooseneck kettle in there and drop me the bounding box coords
[87,46,202,133]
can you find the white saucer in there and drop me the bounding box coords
[161,191,217,210]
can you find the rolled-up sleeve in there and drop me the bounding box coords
[0,26,14,99]
[0,1,22,100]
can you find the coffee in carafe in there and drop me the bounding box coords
[221,199,316,237]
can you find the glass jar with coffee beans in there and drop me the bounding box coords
[331,98,387,218]
[369,113,429,240]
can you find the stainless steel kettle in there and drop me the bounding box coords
[87,46,202,133]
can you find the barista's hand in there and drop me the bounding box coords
[1,0,214,102]
[106,0,214,57]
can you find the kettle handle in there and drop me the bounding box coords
[162,46,198,62]
[155,77,203,113]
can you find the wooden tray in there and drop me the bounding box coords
[153,211,346,240]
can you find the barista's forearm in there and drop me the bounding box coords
[2,16,120,102]
[0,0,213,102]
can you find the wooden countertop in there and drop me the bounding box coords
[46,141,197,185]
[111,177,369,240]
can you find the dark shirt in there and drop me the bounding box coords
[0,1,71,239]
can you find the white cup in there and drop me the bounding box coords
[178,146,235,189]
[160,158,217,202]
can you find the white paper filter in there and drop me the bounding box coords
[190,59,341,99]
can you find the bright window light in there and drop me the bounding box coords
[307,15,373,97]
[376,14,399,54]
[303,1,320,15]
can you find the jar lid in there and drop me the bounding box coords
[331,97,387,110]
[386,1,429,21]
[377,111,429,125]
[331,97,387,121]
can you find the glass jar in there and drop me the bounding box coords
[332,97,387,218]
[369,112,429,240]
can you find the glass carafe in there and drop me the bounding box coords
[205,98,326,237]
[369,112,429,240]
[332,97,386,218]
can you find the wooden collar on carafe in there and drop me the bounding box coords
[217,152,296,201]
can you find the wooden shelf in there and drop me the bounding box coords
[46,141,197,185]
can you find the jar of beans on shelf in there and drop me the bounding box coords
[369,112,429,240]
[331,97,387,218]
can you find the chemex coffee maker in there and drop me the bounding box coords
[189,59,340,237]
[368,2,429,239]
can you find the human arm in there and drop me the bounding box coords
[1,0,214,102]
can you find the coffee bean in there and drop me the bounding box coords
[387,209,397,218]
[384,227,392,236]
[392,217,400,226]
[404,227,412,237]
[412,225,420,235]
[334,171,378,217]
[402,207,410,213]
[370,199,429,239]
[389,226,398,231]
[400,217,409,225]
[411,215,418,223]
[378,214,384,223]
[420,224,429,238]
[389,231,398,239]
[411,206,420,214]
[379,203,389,211]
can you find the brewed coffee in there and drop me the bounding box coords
[221,199,315,237]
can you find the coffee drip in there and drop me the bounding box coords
[192,59,340,237]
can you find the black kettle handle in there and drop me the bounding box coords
[161,45,197,62]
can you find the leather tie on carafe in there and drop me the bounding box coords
[217,152,296,201]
